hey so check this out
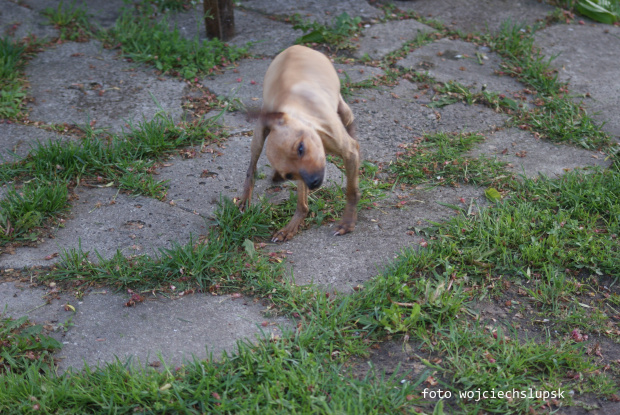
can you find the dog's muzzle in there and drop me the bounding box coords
[300,169,324,190]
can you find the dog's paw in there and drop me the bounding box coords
[235,197,250,213]
[272,227,297,243]
[333,221,355,236]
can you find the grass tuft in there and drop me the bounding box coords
[0,315,61,375]
[0,36,27,118]
[42,0,94,42]
[390,132,513,189]
[0,181,68,244]
[104,8,246,79]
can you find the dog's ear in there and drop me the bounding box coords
[271,170,285,183]
[260,112,287,128]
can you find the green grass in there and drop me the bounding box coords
[151,0,195,12]
[103,7,247,79]
[42,0,94,42]
[0,37,27,118]
[292,12,362,50]
[0,315,61,375]
[432,323,603,413]
[0,112,227,247]
[2,168,618,413]
[487,21,612,150]
[390,131,513,189]
[389,169,619,281]
[0,113,224,199]
[0,180,69,244]
[48,198,281,294]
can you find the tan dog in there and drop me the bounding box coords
[239,45,360,242]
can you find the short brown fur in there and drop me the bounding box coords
[239,45,360,242]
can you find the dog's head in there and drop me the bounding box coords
[261,112,326,190]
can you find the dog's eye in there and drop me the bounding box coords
[285,173,293,180]
[297,142,305,157]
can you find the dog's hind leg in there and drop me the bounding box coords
[239,124,268,211]
[272,181,309,242]
[334,95,360,236]
[337,95,356,138]
[334,139,360,236]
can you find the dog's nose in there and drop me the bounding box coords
[300,170,324,190]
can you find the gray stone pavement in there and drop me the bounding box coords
[1,0,618,372]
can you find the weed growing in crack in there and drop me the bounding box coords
[0,37,27,118]
[0,315,62,375]
[487,21,612,150]
[42,0,95,42]
[390,131,514,189]
[0,181,68,245]
[292,12,362,50]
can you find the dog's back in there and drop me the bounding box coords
[262,45,341,115]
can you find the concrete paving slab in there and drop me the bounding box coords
[24,0,128,30]
[386,0,553,33]
[535,24,620,142]
[239,0,383,24]
[469,128,612,178]
[0,281,289,371]
[398,38,530,102]
[170,7,304,57]
[0,186,207,269]
[25,40,186,132]
[0,0,59,40]
[270,185,486,292]
[0,122,64,162]
[354,18,436,60]
[349,86,508,161]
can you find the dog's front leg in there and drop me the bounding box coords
[272,180,309,242]
[334,144,360,236]
[239,124,267,211]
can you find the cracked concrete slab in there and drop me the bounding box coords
[387,0,554,33]
[536,24,620,142]
[0,122,64,162]
[398,38,530,103]
[0,281,289,371]
[270,185,486,292]
[0,0,59,40]
[349,85,508,161]
[354,18,436,60]
[469,128,612,178]
[0,186,207,270]
[25,40,186,132]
